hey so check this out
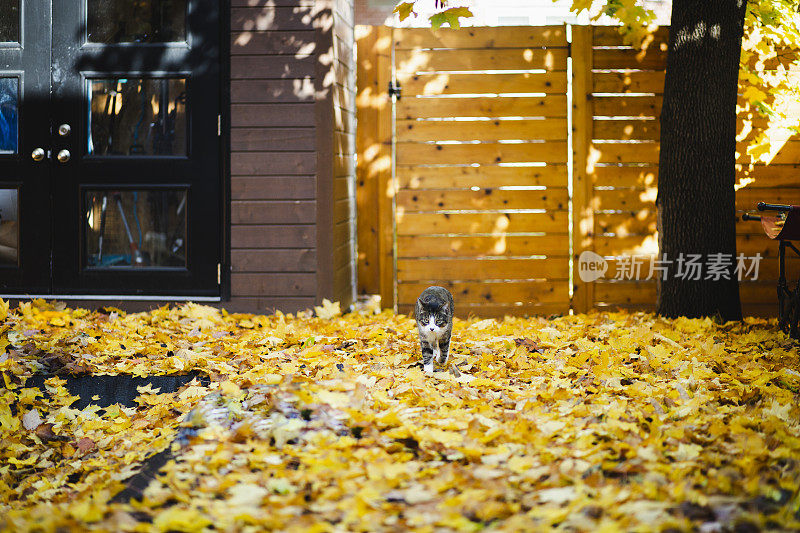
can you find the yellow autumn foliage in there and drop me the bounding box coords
[0,299,798,532]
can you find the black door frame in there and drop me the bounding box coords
[0,0,229,298]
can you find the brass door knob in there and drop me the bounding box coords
[57,149,71,163]
[31,148,45,162]
[58,124,71,136]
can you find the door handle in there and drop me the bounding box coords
[58,124,71,136]
[56,149,71,163]
[32,148,46,162]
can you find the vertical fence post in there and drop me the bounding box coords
[571,25,594,314]
[356,26,379,297]
[356,26,394,309]
[376,26,394,310]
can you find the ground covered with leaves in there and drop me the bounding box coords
[1,299,799,532]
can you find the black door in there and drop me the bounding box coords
[0,0,51,293]
[0,0,221,297]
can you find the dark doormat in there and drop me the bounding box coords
[24,371,209,408]
[21,371,211,506]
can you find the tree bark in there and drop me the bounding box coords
[656,0,746,321]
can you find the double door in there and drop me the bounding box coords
[0,0,221,296]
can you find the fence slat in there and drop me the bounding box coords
[397,258,569,282]
[593,189,655,212]
[398,280,570,304]
[397,96,568,119]
[571,25,594,314]
[595,212,657,237]
[592,71,665,94]
[397,118,568,142]
[397,212,569,235]
[377,27,394,309]
[395,48,568,73]
[396,187,569,212]
[356,26,379,297]
[593,143,659,163]
[736,187,800,209]
[393,26,568,49]
[736,164,800,187]
[401,72,567,96]
[594,235,658,256]
[396,234,570,258]
[396,141,568,165]
[397,165,568,189]
[592,26,670,46]
[355,25,394,307]
[398,302,570,319]
[592,48,668,70]
[594,281,656,305]
[593,120,660,141]
[590,166,658,187]
[593,96,662,117]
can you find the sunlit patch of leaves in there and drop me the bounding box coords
[1,299,799,531]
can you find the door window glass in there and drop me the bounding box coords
[87,78,187,156]
[0,188,18,266]
[0,77,18,154]
[86,0,186,44]
[0,1,20,43]
[85,189,187,268]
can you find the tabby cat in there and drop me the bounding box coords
[415,286,454,373]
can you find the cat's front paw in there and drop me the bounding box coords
[435,354,449,366]
[423,362,434,373]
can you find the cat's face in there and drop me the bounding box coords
[417,306,449,335]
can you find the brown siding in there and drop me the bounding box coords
[228,2,319,313]
[231,225,316,248]
[231,249,317,272]
[228,0,355,313]
[231,176,316,199]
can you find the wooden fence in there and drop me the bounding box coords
[576,26,800,316]
[392,26,571,317]
[357,24,800,317]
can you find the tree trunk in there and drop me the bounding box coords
[656,0,746,321]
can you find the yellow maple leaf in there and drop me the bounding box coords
[393,1,415,22]
[152,507,212,532]
[746,139,772,163]
[743,85,768,103]
[314,299,341,319]
[220,380,243,398]
[227,483,269,507]
[429,7,474,30]
[67,499,105,523]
